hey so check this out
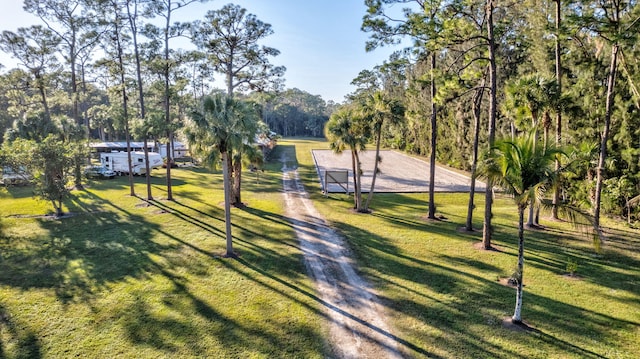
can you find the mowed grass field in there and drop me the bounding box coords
[1,138,639,358]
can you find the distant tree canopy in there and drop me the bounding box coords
[246,88,336,138]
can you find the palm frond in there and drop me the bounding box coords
[627,194,640,208]
[540,199,603,253]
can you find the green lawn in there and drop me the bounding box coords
[288,138,640,358]
[1,138,638,358]
[1,161,326,358]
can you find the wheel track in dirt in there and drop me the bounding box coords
[280,152,404,359]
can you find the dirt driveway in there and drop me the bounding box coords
[280,149,404,358]
[312,149,486,193]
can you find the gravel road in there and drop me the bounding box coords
[281,150,404,359]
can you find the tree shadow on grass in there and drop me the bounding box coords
[494,218,640,304]
[0,184,33,199]
[148,197,320,289]
[0,189,166,305]
[149,190,442,357]
[117,263,317,357]
[0,304,42,359]
[109,216,327,357]
[330,219,635,358]
[225,255,443,359]
[2,176,329,357]
[144,198,227,239]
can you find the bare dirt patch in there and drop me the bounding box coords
[458,226,480,234]
[472,241,504,252]
[497,278,518,288]
[280,151,403,358]
[502,317,536,332]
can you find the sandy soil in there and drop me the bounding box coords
[280,151,404,359]
[312,149,486,193]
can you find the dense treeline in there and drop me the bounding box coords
[0,0,331,212]
[349,0,640,226]
[251,88,337,138]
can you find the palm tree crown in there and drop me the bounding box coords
[186,93,258,257]
[484,132,563,208]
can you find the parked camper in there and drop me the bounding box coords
[90,141,189,161]
[100,151,163,176]
[156,141,189,160]
[1,166,31,186]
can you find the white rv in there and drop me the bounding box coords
[100,151,163,176]
[156,141,189,160]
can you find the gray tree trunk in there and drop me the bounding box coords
[364,128,382,212]
[428,52,437,219]
[594,44,618,229]
[483,0,497,249]
[144,138,152,200]
[466,82,485,231]
[164,2,174,201]
[222,151,235,257]
[114,8,135,196]
[351,150,358,209]
[354,150,364,212]
[551,0,562,220]
[512,205,525,323]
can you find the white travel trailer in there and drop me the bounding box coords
[155,141,189,160]
[100,151,163,176]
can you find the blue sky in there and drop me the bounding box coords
[0,0,407,103]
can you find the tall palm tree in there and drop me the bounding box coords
[187,94,253,257]
[482,132,563,323]
[361,91,405,212]
[325,105,370,212]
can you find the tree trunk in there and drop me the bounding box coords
[69,51,84,190]
[528,116,539,227]
[551,0,563,220]
[527,199,535,227]
[36,76,52,124]
[466,82,485,231]
[164,4,174,201]
[126,0,150,198]
[166,137,173,200]
[53,199,63,218]
[594,44,618,230]
[221,151,235,257]
[351,150,359,209]
[512,205,526,323]
[114,10,135,196]
[354,150,364,212]
[364,126,382,211]
[232,156,242,206]
[227,150,236,205]
[226,62,234,96]
[80,62,89,136]
[483,0,497,249]
[144,138,152,200]
[70,48,79,126]
[428,52,437,219]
